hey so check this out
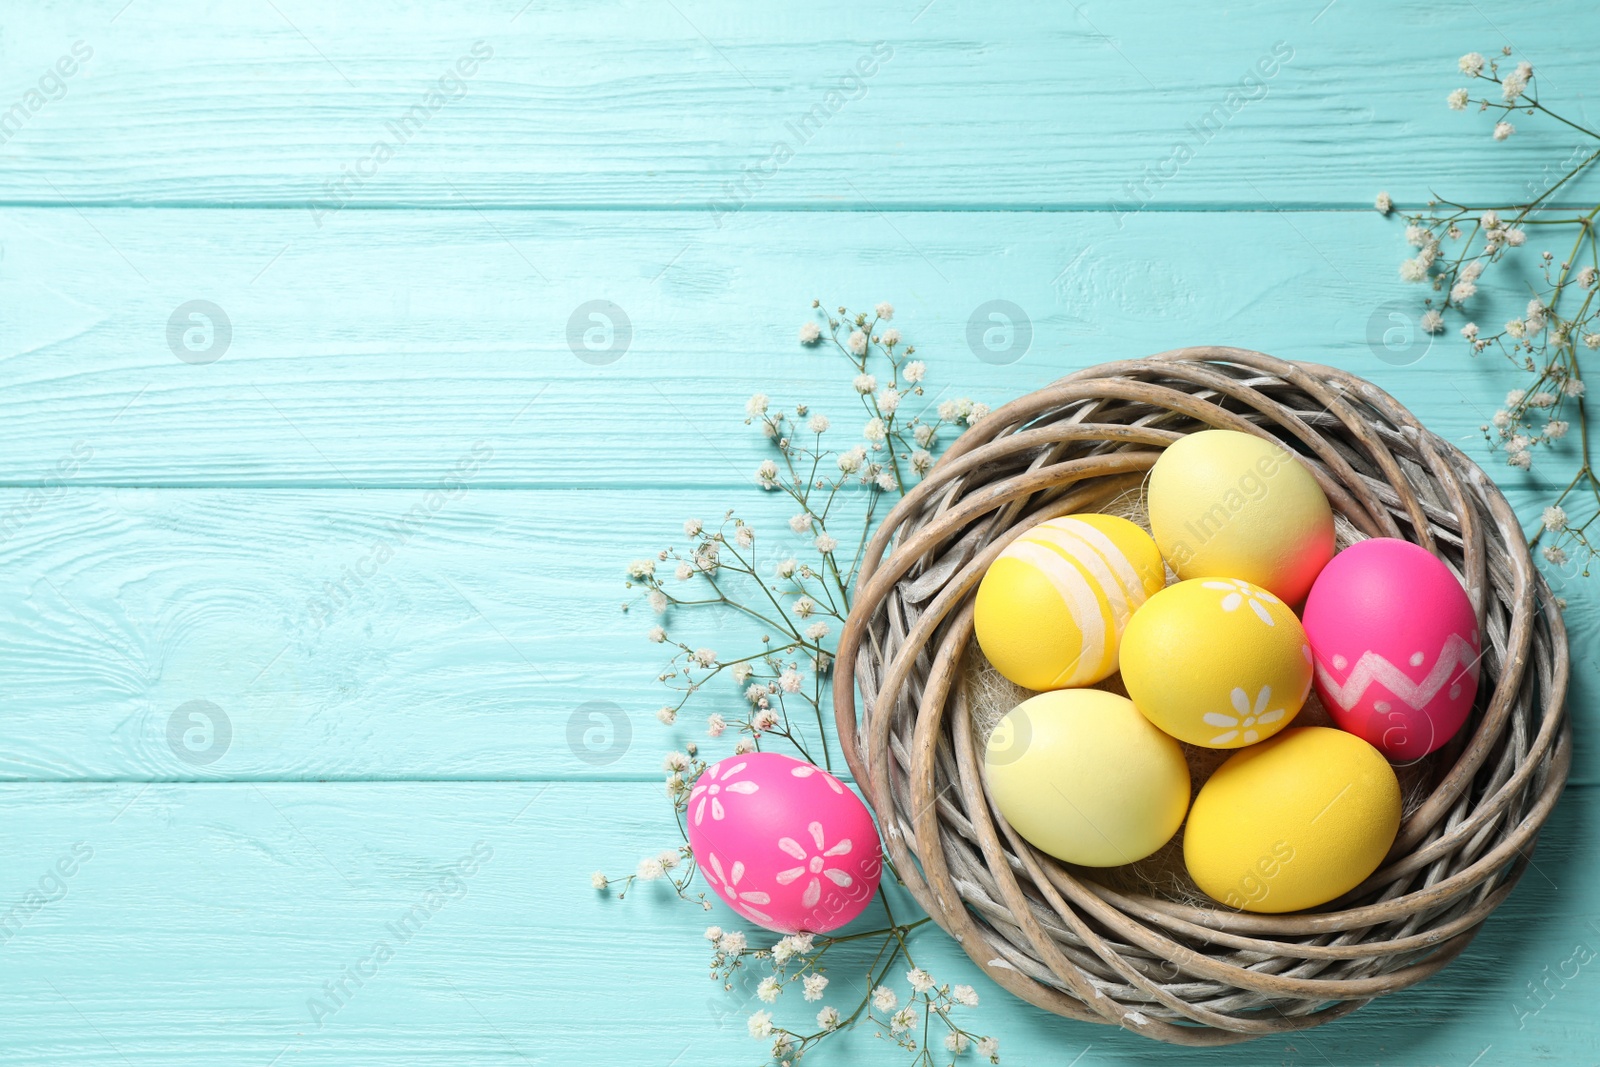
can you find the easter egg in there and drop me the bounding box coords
[687,752,882,934]
[1148,429,1335,604]
[1184,727,1401,912]
[1302,538,1480,761]
[974,513,1166,690]
[1121,577,1312,748]
[984,689,1189,867]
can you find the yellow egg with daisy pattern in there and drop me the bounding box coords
[974,514,1167,691]
[1120,577,1313,748]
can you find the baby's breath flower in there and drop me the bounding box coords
[752,708,779,732]
[791,596,816,618]
[663,751,690,772]
[838,446,866,474]
[872,986,898,1012]
[707,713,726,737]
[788,512,814,533]
[805,621,829,641]
[1508,449,1532,470]
[756,460,779,489]
[733,737,757,755]
[803,974,829,1001]
[1584,334,1600,350]
[1578,267,1597,289]
[966,402,990,424]
[775,558,797,579]
[890,1006,916,1035]
[1544,544,1569,565]
[1505,227,1526,246]
[719,931,747,955]
[746,393,769,417]
[757,976,782,1003]
[683,518,702,537]
[799,321,822,345]
[1502,61,1531,101]
[853,373,877,394]
[690,647,717,667]
[1564,378,1586,397]
[1544,505,1569,532]
[863,417,887,442]
[1451,280,1477,301]
[847,330,868,356]
[907,968,935,994]
[875,470,897,491]
[657,706,677,725]
[816,1006,841,1030]
[1506,319,1527,339]
[913,423,937,448]
[808,413,830,433]
[747,1011,774,1039]
[646,625,667,643]
[636,856,665,880]
[946,1032,971,1053]
[814,533,838,553]
[590,871,608,890]
[731,662,754,684]
[875,302,894,321]
[978,1035,999,1060]
[1459,52,1485,76]
[881,328,902,347]
[1420,310,1444,333]
[658,849,680,870]
[1548,419,1570,439]
[648,590,668,613]
[1494,121,1515,140]
[1375,191,1394,215]
[1448,87,1469,109]
[675,561,693,581]
[953,984,979,1007]
[778,669,803,694]
[904,359,927,383]
[628,559,656,578]
[1400,257,1428,282]
[735,525,755,548]
[877,387,902,415]
[704,925,723,942]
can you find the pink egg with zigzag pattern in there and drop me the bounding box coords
[1302,537,1481,761]
[686,751,882,934]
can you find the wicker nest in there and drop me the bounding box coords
[834,348,1571,1044]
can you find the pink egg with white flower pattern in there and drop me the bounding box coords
[1302,538,1481,761]
[687,751,883,934]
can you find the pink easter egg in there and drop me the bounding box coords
[687,751,883,934]
[1302,538,1480,761]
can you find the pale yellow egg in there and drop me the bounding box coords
[1120,577,1312,748]
[1147,429,1334,605]
[1184,727,1401,913]
[984,689,1190,867]
[974,514,1166,691]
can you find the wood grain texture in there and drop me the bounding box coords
[2,1,1598,209]
[0,782,1595,1066]
[0,207,1576,488]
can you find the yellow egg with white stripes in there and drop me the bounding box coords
[974,514,1167,691]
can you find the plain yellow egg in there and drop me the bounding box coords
[1147,429,1335,605]
[974,514,1167,690]
[1120,577,1312,748]
[1184,727,1401,913]
[984,689,1190,867]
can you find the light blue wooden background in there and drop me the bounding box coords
[2,1,1598,1064]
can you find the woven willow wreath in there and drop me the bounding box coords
[834,348,1570,1045]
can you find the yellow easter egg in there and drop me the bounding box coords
[1147,429,1335,604]
[985,689,1190,867]
[1184,727,1401,912]
[1120,577,1312,748]
[974,514,1166,690]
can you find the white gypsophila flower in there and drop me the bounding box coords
[719,930,747,954]
[1494,121,1515,140]
[878,388,902,415]
[838,446,866,473]
[704,925,723,942]
[590,871,608,889]
[966,402,990,424]
[953,984,979,1007]
[1448,87,1469,110]
[771,936,799,963]
[731,662,754,685]
[707,713,726,737]
[772,1037,794,1061]
[1544,544,1569,565]
[907,968,935,994]
[1420,310,1444,333]
[746,393,769,417]
[1544,505,1569,532]
[1399,257,1428,282]
[875,470,897,491]
[808,413,830,433]
[752,709,779,732]
[646,625,667,643]
[1451,280,1477,302]
[636,857,665,880]
[1508,450,1532,470]
[791,596,816,618]
[1578,267,1598,289]
[690,647,716,667]
[1405,224,1428,246]
[747,1011,773,1039]
[903,359,927,383]
[778,669,803,694]
[1481,210,1501,228]
[657,706,677,725]
[881,328,902,347]
[799,320,822,345]
[745,683,770,706]
[911,449,934,474]
[875,301,894,321]
[1530,391,1556,408]
[1492,410,1511,428]
[806,621,829,641]
[1565,378,1586,397]
[756,460,779,489]
[1503,61,1532,100]
[936,400,959,421]
[816,1006,841,1030]
[1461,323,1479,340]
[978,1036,999,1059]
[1504,228,1526,246]
[803,974,829,1001]
[788,512,814,533]
[775,558,797,579]
[946,1033,970,1054]
[1585,334,1600,350]
[847,330,868,355]
[1459,52,1484,76]
[1507,388,1527,406]
[1462,260,1484,281]
[757,976,782,1003]
[683,518,703,537]
[734,736,757,755]
[814,533,838,553]
[675,561,693,581]
[890,1007,916,1035]
[628,559,656,578]
[1506,319,1527,339]
[663,751,690,772]
[863,417,887,442]
[853,373,877,394]
[736,525,754,548]
[1548,420,1570,438]
[648,590,668,613]
[1375,191,1393,214]
[658,849,680,870]
[872,986,898,1012]
[913,423,937,447]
